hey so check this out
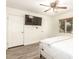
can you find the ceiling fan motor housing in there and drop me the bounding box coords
[50,2,55,7]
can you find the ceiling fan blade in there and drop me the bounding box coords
[40,4,50,7]
[54,0,59,6]
[51,0,59,8]
[56,7,67,9]
[55,0,59,4]
[44,8,51,12]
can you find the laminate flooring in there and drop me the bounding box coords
[6,43,42,59]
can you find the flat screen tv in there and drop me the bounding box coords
[25,15,42,26]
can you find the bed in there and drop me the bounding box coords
[39,34,73,59]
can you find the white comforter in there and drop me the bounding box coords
[40,35,73,59]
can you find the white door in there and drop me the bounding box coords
[7,15,24,48]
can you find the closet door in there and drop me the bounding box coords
[7,15,24,48]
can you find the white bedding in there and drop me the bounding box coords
[51,39,73,56]
[40,35,73,59]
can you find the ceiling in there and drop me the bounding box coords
[6,0,73,16]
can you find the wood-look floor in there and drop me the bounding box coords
[6,43,41,59]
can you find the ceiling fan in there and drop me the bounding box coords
[40,0,67,12]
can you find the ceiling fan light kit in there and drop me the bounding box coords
[40,0,67,12]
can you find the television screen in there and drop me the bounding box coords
[25,15,42,26]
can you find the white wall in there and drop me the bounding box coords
[7,7,73,46]
[7,7,58,45]
[51,11,73,36]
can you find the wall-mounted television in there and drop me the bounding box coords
[25,15,42,26]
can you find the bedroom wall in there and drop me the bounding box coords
[6,7,58,45]
[7,7,73,46]
[51,11,73,36]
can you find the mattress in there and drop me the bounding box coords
[40,35,73,59]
